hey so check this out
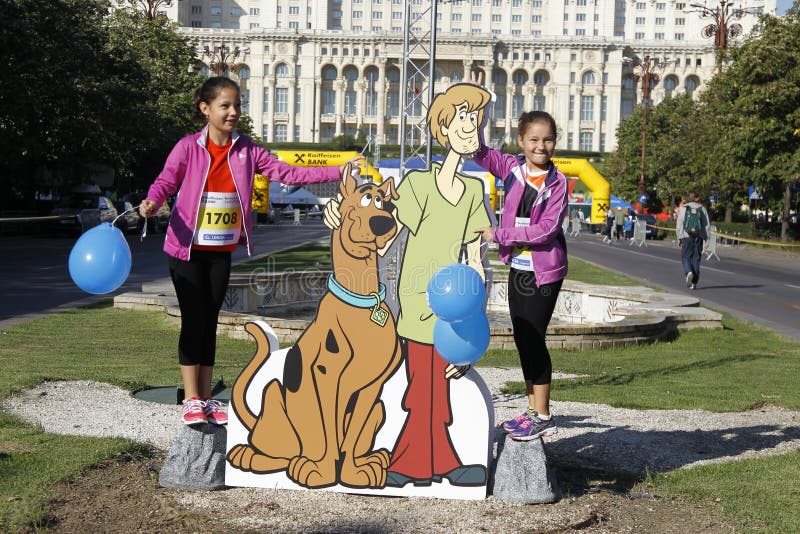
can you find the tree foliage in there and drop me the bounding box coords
[607,4,800,232]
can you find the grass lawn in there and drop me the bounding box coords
[1,279,799,530]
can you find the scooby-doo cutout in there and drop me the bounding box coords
[226,83,495,500]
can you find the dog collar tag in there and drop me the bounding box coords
[369,293,388,327]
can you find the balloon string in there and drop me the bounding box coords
[112,204,142,227]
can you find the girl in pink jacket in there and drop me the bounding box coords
[141,77,361,426]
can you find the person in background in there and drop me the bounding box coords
[675,192,710,290]
[473,110,568,441]
[140,76,363,426]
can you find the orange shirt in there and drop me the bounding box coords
[192,138,241,252]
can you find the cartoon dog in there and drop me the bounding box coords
[227,165,402,489]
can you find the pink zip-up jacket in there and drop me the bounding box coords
[146,126,340,260]
[473,144,569,287]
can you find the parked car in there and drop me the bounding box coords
[51,192,118,236]
[120,193,170,233]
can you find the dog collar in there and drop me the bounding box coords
[327,275,386,308]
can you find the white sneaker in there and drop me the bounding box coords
[686,272,694,288]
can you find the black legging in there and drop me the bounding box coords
[507,269,563,385]
[168,250,232,366]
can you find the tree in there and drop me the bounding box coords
[705,7,800,239]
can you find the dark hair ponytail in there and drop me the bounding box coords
[517,110,558,140]
[193,76,240,121]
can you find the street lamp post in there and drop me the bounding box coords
[201,42,248,77]
[623,55,667,213]
[687,0,761,75]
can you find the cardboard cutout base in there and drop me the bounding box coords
[225,321,493,500]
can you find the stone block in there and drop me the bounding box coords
[491,434,558,504]
[159,425,228,491]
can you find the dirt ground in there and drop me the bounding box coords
[38,451,737,533]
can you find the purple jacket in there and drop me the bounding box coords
[146,126,340,260]
[473,144,568,287]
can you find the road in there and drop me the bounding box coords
[565,231,800,340]
[0,220,330,329]
[3,222,799,340]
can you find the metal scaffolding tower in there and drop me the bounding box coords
[399,0,438,179]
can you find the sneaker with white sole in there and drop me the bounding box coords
[686,272,694,288]
[509,413,558,441]
[181,396,207,426]
[203,399,228,425]
[501,410,533,432]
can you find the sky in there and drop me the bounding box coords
[776,0,792,15]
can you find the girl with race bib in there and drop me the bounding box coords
[140,77,363,426]
[473,111,568,441]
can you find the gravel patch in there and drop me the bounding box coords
[3,368,798,477]
[3,368,799,532]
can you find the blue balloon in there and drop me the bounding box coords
[426,263,486,322]
[433,312,491,366]
[68,223,132,294]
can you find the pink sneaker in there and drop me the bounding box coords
[181,396,207,425]
[203,399,228,425]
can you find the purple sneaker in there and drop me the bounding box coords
[509,414,558,441]
[501,410,533,432]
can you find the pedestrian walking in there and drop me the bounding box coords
[675,192,710,290]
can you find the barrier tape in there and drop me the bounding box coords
[0,215,73,223]
[648,223,800,248]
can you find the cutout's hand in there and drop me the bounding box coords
[323,194,343,230]
[445,364,471,380]
[469,70,484,86]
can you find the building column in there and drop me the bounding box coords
[376,60,386,145]
[265,79,275,143]
[314,78,322,143]
[335,79,344,137]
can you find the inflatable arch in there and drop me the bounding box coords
[551,157,610,224]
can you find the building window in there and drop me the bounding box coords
[656,2,665,9]
[655,33,664,40]
[512,95,524,118]
[576,29,586,36]
[472,14,482,21]
[211,7,221,15]
[675,17,685,25]
[635,32,645,39]
[249,7,259,15]
[372,11,382,19]
[289,6,299,14]
[276,63,290,77]
[568,95,575,120]
[580,95,594,120]
[191,5,201,14]
[570,72,576,84]
[512,14,521,22]
[353,10,362,17]
[635,16,646,24]
[567,132,573,149]
[238,67,250,80]
[534,70,549,85]
[664,76,677,96]
[581,71,595,85]
[533,0,542,6]
[675,33,684,40]
[249,23,259,29]
[636,2,646,9]
[601,95,607,120]
[656,17,665,25]
[262,87,269,112]
[576,13,586,21]
[275,124,287,142]
[533,95,545,111]
[275,88,288,113]
[579,131,593,151]
[532,15,542,23]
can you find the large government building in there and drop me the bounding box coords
[147,0,774,151]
